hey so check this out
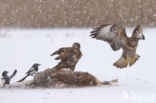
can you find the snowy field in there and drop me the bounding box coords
[0,28,156,103]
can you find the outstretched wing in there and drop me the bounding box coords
[90,24,109,39]
[55,51,71,60]
[51,47,71,56]
[51,47,73,60]
[90,24,128,51]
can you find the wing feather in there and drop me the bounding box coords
[90,24,128,51]
[55,48,73,61]
[51,47,69,56]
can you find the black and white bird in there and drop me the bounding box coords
[1,69,17,88]
[17,63,41,82]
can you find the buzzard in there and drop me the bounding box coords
[51,42,82,71]
[90,24,145,68]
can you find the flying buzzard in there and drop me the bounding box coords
[90,24,145,68]
[51,42,82,71]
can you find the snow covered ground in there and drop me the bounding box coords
[0,28,156,103]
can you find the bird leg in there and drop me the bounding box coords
[113,56,129,69]
[129,58,135,66]
[5,84,10,88]
[2,84,5,88]
[129,54,140,67]
[117,29,122,40]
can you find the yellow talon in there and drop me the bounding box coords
[131,59,135,65]
[129,58,136,66]
[125,59,129,65]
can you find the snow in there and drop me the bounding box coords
[0,28,156,103]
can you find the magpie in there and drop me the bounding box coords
[17,63,41,82]
[1,69,17,88]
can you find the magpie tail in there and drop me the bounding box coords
[17,74,29,82]
[9,69,17,79]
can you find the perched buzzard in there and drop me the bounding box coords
[90,24,145,68]
[51,42,82,71]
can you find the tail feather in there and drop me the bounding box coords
[17,74,29,82]
[113,56,128,69]
[9,69,17,79]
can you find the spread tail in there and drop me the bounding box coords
[113,56,129,69]
[17,74,29,82]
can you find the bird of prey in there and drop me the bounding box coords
[90,24,145,68]
[1,69,17,88]
[51,42,82,71]
[17,63,41,82]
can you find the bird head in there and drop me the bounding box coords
[2,71,8,77]
[72,42,80,49]
[110,24,121,34]
[132,25,145,40]
[32,63,41,67]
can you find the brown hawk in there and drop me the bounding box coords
[90,24,145,68]
[51,42,82,71]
